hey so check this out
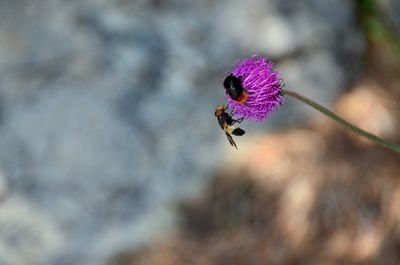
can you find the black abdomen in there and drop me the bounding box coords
[223,75,244,100]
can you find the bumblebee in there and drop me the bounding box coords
[223,74,248,104]
[214,105,245,149]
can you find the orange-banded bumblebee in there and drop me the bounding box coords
[223,74,248,104]
[214,105,245,149]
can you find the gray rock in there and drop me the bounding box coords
[379,0,400,35]
[0,0,365,264]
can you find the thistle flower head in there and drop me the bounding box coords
[225,55,284,122]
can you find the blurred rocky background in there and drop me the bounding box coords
[0,0,399,265]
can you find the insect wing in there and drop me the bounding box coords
[231,127,245,136]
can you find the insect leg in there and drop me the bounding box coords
[235,117,244,123]
[231,117,244,125]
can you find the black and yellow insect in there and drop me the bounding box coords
[214,105,245,149]
[223,74,248,104]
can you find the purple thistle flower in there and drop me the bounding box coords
[224,55,284,122]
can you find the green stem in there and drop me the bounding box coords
[282,89,400,154]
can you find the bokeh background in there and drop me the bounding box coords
[0,0,399,264]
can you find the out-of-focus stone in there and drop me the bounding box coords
[0,0,368,264]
